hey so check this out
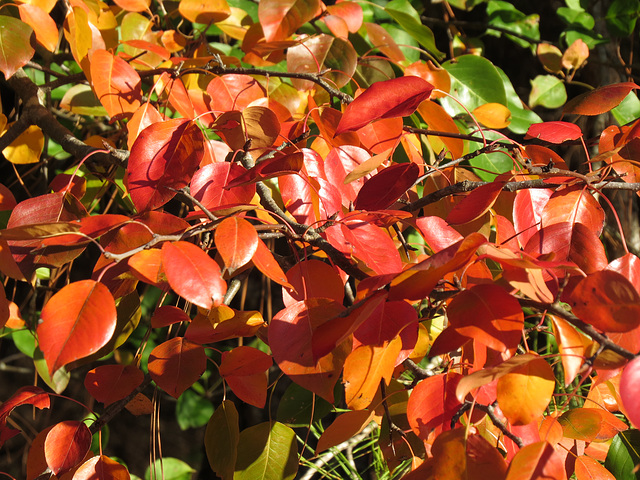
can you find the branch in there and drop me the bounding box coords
[519,299,636,360]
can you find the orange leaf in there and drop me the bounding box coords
[447,182,505,225]
[336,77,433,135]
[215,216,258,274]
[178,0,231,23]
[73,455,131,480]
[219,346,272,377]
[258,0,320,42]
[497,357,555,425]
[84,364,144,406]
[541,188,605,236]
[90,49,142,119]
[343,337,402,410]
[18,4,58,52]
[407,373,462,440]
[38,280,117,374]
[316,410,373,453]
[282,259,343,306]
[473,103,512,129]
[148,337,207,398]
[128,248,164,286]
[564,82,639,116]
[574,455,615,480]
[161,241,227,310]
[251,238,292,289]
[505,441,567,480]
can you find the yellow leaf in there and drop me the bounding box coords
[473,103,512,129]
[2,124,44,164]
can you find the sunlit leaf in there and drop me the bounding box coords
[258,0,320,42]
[72,455,131,480]
[316,410,373,453]
[90,49,142,119]
[44,421,91,476]
[179,0,230,23]
[235,422,298,480]
[0,16,34,79]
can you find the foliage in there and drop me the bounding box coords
[2,0,640,479]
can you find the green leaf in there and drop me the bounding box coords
[276,382,333,428]
[11,328,37,357]
[611,92,640,125]
[468,131,512,182]
[441,55,507,116]
[144,458,195,480]
[486,0,540,48]
[176,389,214,430]
[606,0,640,37]
[605,430,640,480]
[385,0,445,60]
[557,6,595,29]
[0,16,35,79]
[205,400,239,480]
[496,67,542,134]
[235,422,298,480]
[529,75,567,109]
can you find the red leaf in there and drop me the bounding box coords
[335,77,434,135]
[73,455,131,480]
[258,0,320,42]
[415,216,463,252]
[148,337,207,398]
[513,188,553,248]
[279,172,343,225]
[207,74,266,113]
[44,421,91,476]
[606,253,640,294]
[446,182,504,225]
[38,280,117,374]
[324,145,371,203]
[326,2,363,33]
[226,152,304,188]
[269,299,349,402]
[447,284,524,352]
[0,386,49,447]
[407,373,462,440]
[282,259,344,307]
[161,241,227,309]
[151,305,190,328]
[90,49,142,119]
[190,162,256,210]
[525,121,583,143]
[524,222,607,276]
[127,119,205,212]
[569,270,640,332]
[620,356,640,429]
[354,163,420,211]
[564,82,639,116]
[219,346,272,377]
[215,217,258,274]
[84,365,144,406]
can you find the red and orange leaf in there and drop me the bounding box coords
[219,346,272,377]
[127,119,205,212]
[416,100,464,158]
[127,103,163,150]
[570,270,640,332]
[128,248,164,286]
[269,298,349,402]
[407,373,462,440]
[447,182,504,225]
[344,337,402,410]
[496,357,555,425]
[72,455,131,480]
[84,364,144,406]
[415,216,463,252]
[316,410,373,453]
[564,82,639,116]
[541,188,605,236]
[148,337,207,398]
[215,216,258,274]
[447,284,524,352]
[335,77,434,135]
[282,259,344,306]
[38,280,117,374]
[207,74,266,113]
[354,163,419,211]
[161,241,227,310]
[225,372,268,408]
[525,121,582,143]
[505,441,567,480]
[258,0,320,42]
[512,188,553,248]
[326,2,363,33]
[90,49,142,119]
[226,152,303,188]
[607,253,640,294]
[190,162,256,210]
[18,4,58,52]
[44,421,91,476]
[185,305,264,344]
